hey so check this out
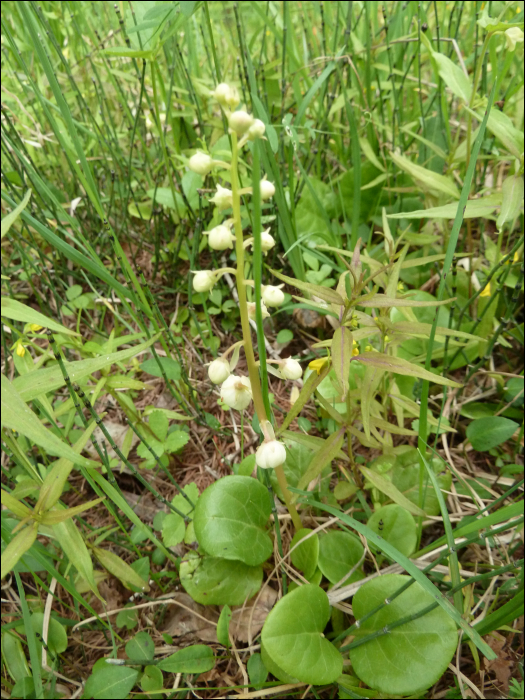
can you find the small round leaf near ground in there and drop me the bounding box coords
[261,584,343,685]
[193,475,272,566]
[317,530,364,584]
[350,574,458,695]
[367,504,417,557]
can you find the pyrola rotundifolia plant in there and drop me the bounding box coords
[186,83,302,529]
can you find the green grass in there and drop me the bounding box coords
[1,2,523,698]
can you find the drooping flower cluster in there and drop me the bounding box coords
[186,83,305,470]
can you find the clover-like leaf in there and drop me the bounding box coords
[261,584,343,684]
[194,476,272,566]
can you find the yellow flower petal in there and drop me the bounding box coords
[16,342,26,357]
[30,324,43,332]
[308,358,329,375]
[480,282,491,298]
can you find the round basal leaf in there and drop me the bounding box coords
[350,574,458,695]
[466,416,519,452]
[367,504,417,557]
[260,642,300,684]
[194,476,272,566]
[261,584,343,684]
[289,528,319,580]
[317,531,364,585]
[19,612,67,655]
[125,631,155,662]
[180,552,263,606]
[140,665,164,693]
[157,644,214,674]
[83,658,139,699]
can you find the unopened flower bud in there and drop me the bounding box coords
[213,83,240,109]
[248,119,266,140]
[220,374,252,410]
[260,179,275,200]
[262,285,285,307]
[247,301,270,320]
[206,224,234,250]
[505,27,524,51]
[192,270,216,293]
[208,357,231,384]
[209,184,233,211]
[228,110,254,136]
[261,229,276,252]
[280,358,302,380]
[255,440,287,469]
[188,151,214,176]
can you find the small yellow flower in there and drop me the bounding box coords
[365,345,373,352]
[352,347,360,357]
[308,357,329,375]
[15,341,26,357]
[30,324,43,332]
[480,282,491,298]
[397,282,404,292]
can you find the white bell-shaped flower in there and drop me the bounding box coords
[188,152,214,176]
[260,179,275,200]
[228,110,254,136]
[208,358,231,385]
[262,285,285,307]
[206,224,234,250]
[213,83,240,110]
[209,184,233,211]
[261,229,276,252]
[280,358,302,380]
[192,270,216,293]
[247,301,270,320]
[255,439,287,469]
[248,119,266,140]
[220,374,252,410]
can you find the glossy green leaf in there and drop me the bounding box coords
[1,189,31,239]
[350,574,458,695]
[157,644,215,674]
[290,528,319,580]
[354,352,462,388]
[93,548,150,592]
[360,466,426,517]
[13,334,160,402]
[125,631,155,662]
[261,584,343,684]
[497,175,524,231]
[386,194,502,220]
[53,515,102,601]
[83,658,139,699]
[332,327,353,400]
[140,665,164,693]
[467,416,519,452]
[390,152,460,199]
[1,524,38,579]
[1,375,94,468]
[194,476,272,566]
[269,268,345,306]
[140,356,182,381]
[1,297,78,336]
[247,652,268,689]
[180,552,263,606]
[216,605,232,648]
[367,505,417,557]
[260,643,300,683]
[1,632,30,682]
[431,52,471,102]
[161,513,185,547]
[317,531,364,584]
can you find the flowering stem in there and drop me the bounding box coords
[230,133,302,531]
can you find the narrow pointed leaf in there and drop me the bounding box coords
[332,327,353,400]
[354,352,462,388]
